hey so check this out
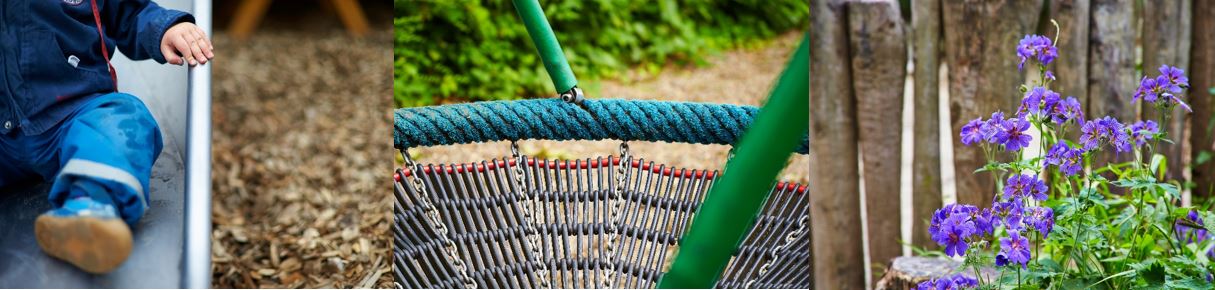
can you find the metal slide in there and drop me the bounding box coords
[0,0,211,287]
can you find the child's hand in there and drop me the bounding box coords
[160,22,214,66]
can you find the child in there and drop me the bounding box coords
[1,0,213,273]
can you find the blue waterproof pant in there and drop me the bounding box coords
[0,93,162,227]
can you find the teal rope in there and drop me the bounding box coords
[394,99,809,154]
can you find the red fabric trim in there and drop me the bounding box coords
[393,158,808,194]
[89,0,117,91]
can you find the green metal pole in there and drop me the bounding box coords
[656,33,810,289]
[512,0,578,94]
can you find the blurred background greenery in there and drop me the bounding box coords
[394,0,809,107]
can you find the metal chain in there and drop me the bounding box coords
[401,149,477,289]
[512,142,552,288]
[602,143,629,288]
[745,214,809,288]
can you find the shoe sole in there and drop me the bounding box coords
[34,214,133,274]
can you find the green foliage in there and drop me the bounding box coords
[924,25,1214,289]
[393,0,808,107]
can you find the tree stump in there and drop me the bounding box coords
[875,256,998,290]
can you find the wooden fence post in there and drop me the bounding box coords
[1142,0,1190,182]
[943,0,1043,207]
[1088,0,1136,169]
[810,0,865,288]
[911,0,942,250]
[1190,0,1215,197]
[848,0,907,272]
[1048,0,1089,123]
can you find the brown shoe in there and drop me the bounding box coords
[34,199,133,274]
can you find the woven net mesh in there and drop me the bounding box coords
[393,156,809,289]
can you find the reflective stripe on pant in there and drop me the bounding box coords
[0,93,162,227]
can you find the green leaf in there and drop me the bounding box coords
[1087,270,1137,289]
[1136,259,1167,286]
[1165,278,1214,290]
[1198,151,1214,166]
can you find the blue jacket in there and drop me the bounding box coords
[0,0,192,135]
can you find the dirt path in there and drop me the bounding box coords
[408,32,808,183]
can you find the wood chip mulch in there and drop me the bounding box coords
[209,28,393,288]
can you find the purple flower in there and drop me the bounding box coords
[1045,70,1056,81]
[1017,35,1057,70]
[999,231,1032,269]
[997,118,1033,151]
[934,212,976,257]
[1160,65,1190,92]
[1175,210,1208,244]
[972,208,997,237]
[951,275,978,288]
[1045,143,1083,176]
[1005,174,1048,201]
[930,204,963,237]
[961,118,985,146]
[992,198,1023,219]
[1128,120,1159,147]
[1080,116,1131,152]
[1005,211,1026,232]
[995,254,1010,267]
[1134,76,1163,103]
[1018,87,1061,117]
[1175,95,1194,112]
[1134,65,1193,112]
[1049,96,1084,125]
[928,204,986,257]
[1026,206,1055,238]
[982,112,1008,143]
[916,274,978,290]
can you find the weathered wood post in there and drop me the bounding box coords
[943,0,1043,207]
[1088,0,1136,169]
[848,0,907,272]
[1048,0,1089,120]
[1142,0,1191,182]
[1190,0,1215,197]
[911,0,943,250]
[810,0,865,288]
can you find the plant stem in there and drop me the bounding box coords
[1034,231,1041,267]
[1018,266,1023,289]
[973,264,985,286]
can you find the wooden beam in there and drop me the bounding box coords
[810,0,865,288]
[1087,0,1137,171]
[330,0,371,37]
[1190,0,1215,197]
[1142,0,1190,182]
[943,0,1043,207]
[1048,0,1090,122]
[228,0,273,41]
[910,0,942,251]
[848,0,907,273]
